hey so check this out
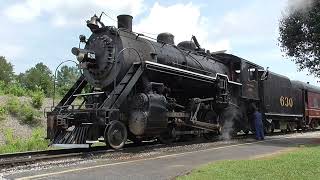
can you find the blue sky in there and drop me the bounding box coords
[0,0,318,85]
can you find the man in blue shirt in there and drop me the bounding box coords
[252,105,264,140]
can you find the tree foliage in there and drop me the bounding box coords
[56,65,81,96]
[279,1,320,77]
[19,63,53,96]
[0,56,14,84]
[0,57,81,98]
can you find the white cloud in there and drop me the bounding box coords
[132,0,287,53]
[4,1,41,22]
[135,3,206,42]
[211,0,287,46]
[3,0,145,27]
[134,2,231,51]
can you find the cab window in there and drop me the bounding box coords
[248,66,257,81]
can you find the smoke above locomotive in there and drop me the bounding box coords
[71,13,229,89]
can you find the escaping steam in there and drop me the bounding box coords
[221,120,234,140]
[287,0,315,12]
[219,105,239,140]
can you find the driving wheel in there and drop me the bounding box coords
[158,125,176,144]
[265,122,275,134]
[105,121,127,149]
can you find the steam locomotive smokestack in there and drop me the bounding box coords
[117,15,133,32]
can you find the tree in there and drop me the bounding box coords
[0,56,14,84]
[19,63,53,96]
[56,65,81,96]
[279,1,320,77]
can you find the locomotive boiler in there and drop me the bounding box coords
[73,15,230,90]
[47,13,272,149]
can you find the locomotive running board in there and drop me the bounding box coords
[144,61,242,86]
[265,113,303,118]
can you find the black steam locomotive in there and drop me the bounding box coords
[47,13,320,149]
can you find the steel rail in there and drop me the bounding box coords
[0,146,112,168]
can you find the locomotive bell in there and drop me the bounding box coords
[86,14,100,31]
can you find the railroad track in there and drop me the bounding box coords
[0,129,316,169]
[0,146,114,168]
[0,140,160,169]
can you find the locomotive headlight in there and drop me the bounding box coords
[71,47,96,62]
[71,47,84,62]
[76,52,85,62]
[71,47,80,56]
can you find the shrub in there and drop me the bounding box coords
[0,128,49,153]
[20,104,40,124]
[6,96,20,115]
[5,96,40,125]
[30,90,45,109]
[0,81,28,97]
[5,83,26,97]
[0,106,7,121]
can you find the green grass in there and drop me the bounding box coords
[177,146,320,180]
[0,128,49,154]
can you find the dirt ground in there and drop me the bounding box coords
[0,96,52,145]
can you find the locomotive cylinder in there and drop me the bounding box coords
[128,93,168,135]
